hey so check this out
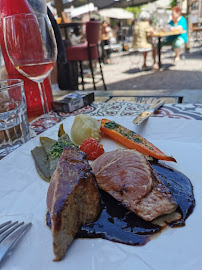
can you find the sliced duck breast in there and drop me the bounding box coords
[91,149,177,221]
[47,146,101,261]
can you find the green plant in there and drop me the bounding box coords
[125,6,142,19]
[170,0,177,8]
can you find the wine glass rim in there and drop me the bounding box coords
[3,12,46,20]
[0,79,24,90]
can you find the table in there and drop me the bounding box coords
[59,22,86,40]
[2,88,202,268]
[1,112,202,270]
[53,89,202,105]
[152,30,186,69]
[192,26,202,32]
[27,88,202,138]
[30,98,202,137]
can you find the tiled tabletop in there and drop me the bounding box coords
[30,102,202,136]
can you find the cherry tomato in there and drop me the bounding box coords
[80,138,104,160]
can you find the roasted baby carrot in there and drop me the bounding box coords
[100,119,176,162]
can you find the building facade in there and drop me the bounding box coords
[190,0,202,23]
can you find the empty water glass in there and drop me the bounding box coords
[0,79,30,158]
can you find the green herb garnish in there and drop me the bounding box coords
[49,140,75,159]
[104,121,119,130]
[133,137,142,143]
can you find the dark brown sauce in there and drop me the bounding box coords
[46,161,195,246]
[75,161,195,245]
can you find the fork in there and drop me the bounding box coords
[0,221,32,266]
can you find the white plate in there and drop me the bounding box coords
[1,116,202,270]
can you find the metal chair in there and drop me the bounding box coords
[127,47,152,70]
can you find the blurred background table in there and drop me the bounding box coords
[59,21,85,40]
[152,30,186,69]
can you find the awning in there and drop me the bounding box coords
[64,3,98,18]
[99,8,134,19]
[61,0,157,9]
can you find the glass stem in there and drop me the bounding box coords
[37,81,50,115]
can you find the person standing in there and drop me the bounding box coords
[101,21,113,64]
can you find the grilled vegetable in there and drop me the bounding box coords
[80,138,104,160]
[71,114,101,145]
[100,119,176,162]
[40,137,59,176]
[32,124,76,182]
[58,123,66,138]
[31,146,51,182]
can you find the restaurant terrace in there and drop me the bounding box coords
[0,0,202,269]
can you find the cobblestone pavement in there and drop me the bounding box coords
[86,45,202,92]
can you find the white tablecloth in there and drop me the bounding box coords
[1,116,202,270]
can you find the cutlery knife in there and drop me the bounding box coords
[133,99,165,125]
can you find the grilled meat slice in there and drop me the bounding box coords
[91,149,177,221]
[135,182,178,221]
[47,146,101,261]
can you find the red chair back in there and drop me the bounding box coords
[86,21,101,45]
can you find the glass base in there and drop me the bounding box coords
[30,114,60,133]
[0,143,21,159]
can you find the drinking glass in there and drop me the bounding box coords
[3,13,58,129]
[0,79,30,159]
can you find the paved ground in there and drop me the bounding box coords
[85,45,202,93]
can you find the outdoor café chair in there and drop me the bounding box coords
[127,47,152,70]
[66,21,107,90]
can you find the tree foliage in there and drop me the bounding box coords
[170,0,177,8]
[125,6,142,19]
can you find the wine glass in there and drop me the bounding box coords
[3,13,58,129]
